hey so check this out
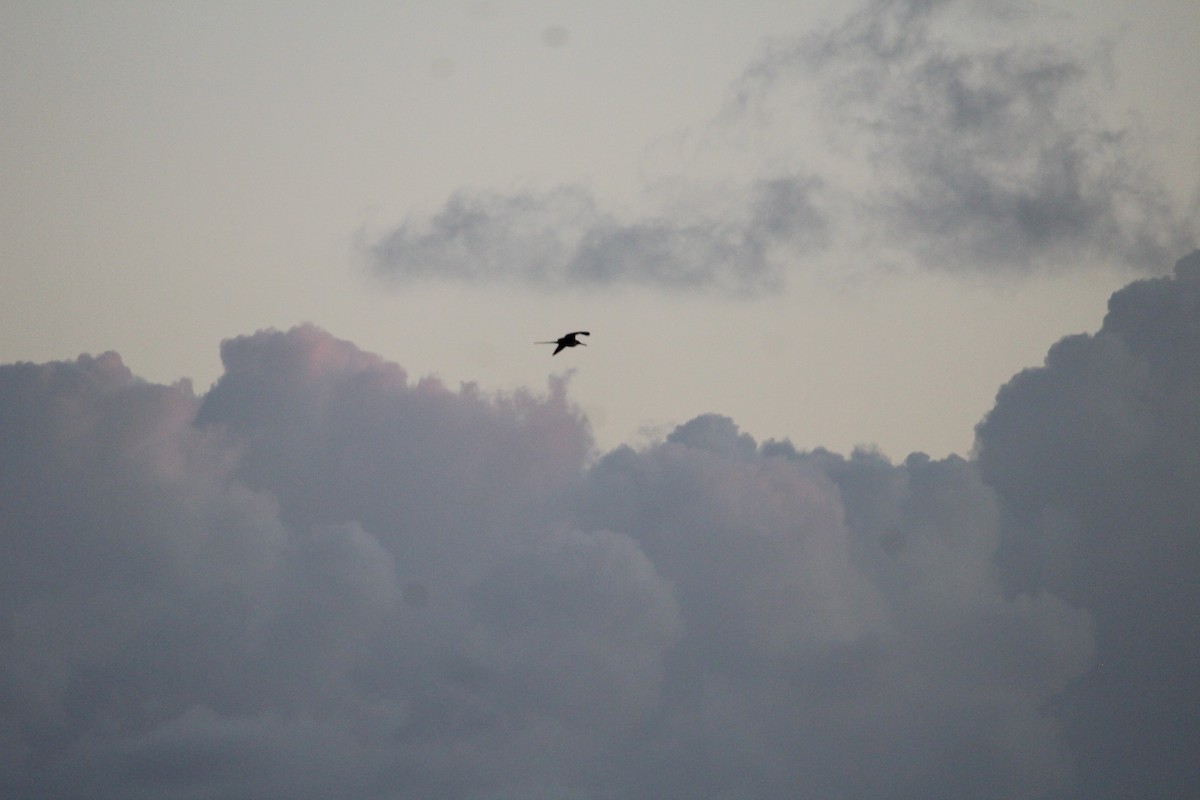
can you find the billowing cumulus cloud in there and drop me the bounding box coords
[976,250,1200,798]
[0,326,671,799]
[579,421,1091,799]
[367,0,1193,290]
[3,252,1199,797]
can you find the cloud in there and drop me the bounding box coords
[764,0,1195,273]
[366,0,1193,290]
[581,423,1091,798]
[975,250,1200,797]
[0,326,676,799]
[0,324,1090,797]
[4,254,1199,796]
[367,180,826,294]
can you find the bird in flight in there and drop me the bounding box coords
[536,330,590,356]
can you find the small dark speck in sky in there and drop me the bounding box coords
[403,580,430,609]
[542,25,570,48]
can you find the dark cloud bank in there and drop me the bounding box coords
[3,251,1198,798]
[369,0,1194,291]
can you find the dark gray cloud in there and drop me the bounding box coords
[976,250,1200,798]
[3,249,1199,797]
[579,421,1090,799]
[368,179,826,294]
[367,0,1192,290]
[767,0,1195,273]
[0,326,672,799]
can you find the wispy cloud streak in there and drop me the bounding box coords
[368,179,826,294]
[767,0,1194,272]
[368,0,1193,290]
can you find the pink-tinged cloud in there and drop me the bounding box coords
[3,250,1199,800]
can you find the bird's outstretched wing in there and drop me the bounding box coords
[552,342,567,355]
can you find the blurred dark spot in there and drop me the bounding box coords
[541,25,569,48]
[402,580,429,609]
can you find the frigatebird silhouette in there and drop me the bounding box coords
[536,331,590,356]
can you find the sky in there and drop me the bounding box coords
[3,0,1197,457]
[1,1,1198,798]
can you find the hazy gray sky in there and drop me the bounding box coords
[3,0,1196,457]
[2,2,1198,798]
